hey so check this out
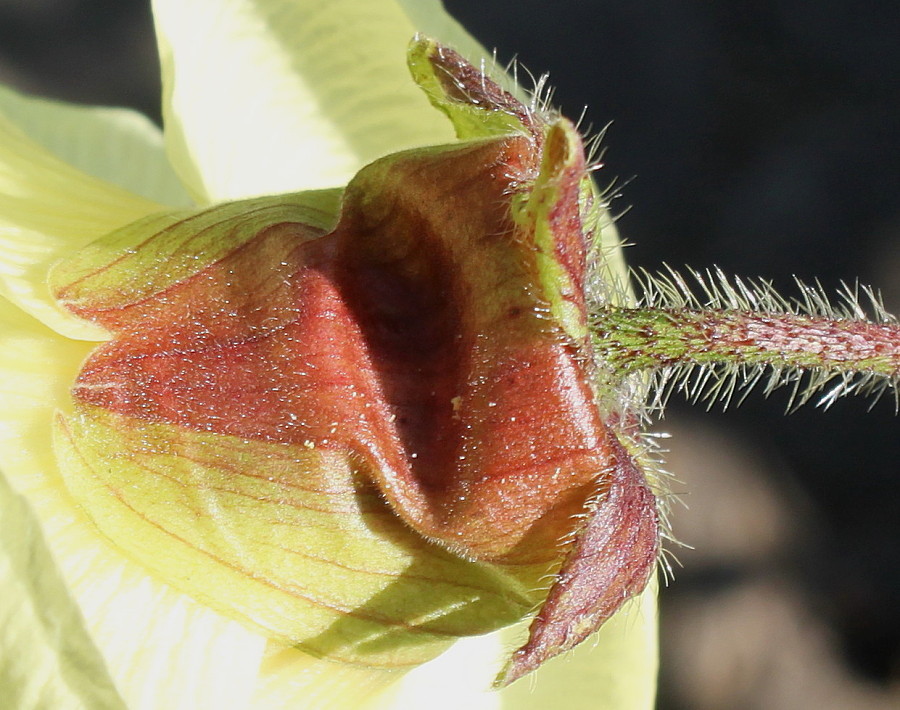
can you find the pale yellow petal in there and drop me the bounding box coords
[369,633,506,710]
[0,296,267,709]
[498,581,659,709]
[0,84,190,207]
[60,560,266,710]
[0,104,168,339]
[365,580,658,709]
[0,469,125,710]
[249,642,401,710]
[152,0,495,202]
[0,296,94,497]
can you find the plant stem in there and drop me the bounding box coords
[591,306,900,377]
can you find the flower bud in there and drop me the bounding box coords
[49,38,660,683]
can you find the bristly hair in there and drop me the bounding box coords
[633,264,896,324]
[630,427,682,583]
[623,265,900,413]
[493,51,619,174]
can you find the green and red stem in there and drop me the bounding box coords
[592,306,900,378]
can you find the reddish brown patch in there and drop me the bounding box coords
[73,135,615,565]
[427,43,540,138]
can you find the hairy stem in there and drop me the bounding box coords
[592,306,900,377]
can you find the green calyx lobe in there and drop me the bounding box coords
[50,39,659,680]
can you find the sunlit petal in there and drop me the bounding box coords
[152,0,494,202]
[0,469,125,710]
[498,582,658,709]
[0,296,268,709]
[0,105,167,339]
[371,631,506,710]
[370,583,658,710]
[0,84,190,207]
[249,643,401,709]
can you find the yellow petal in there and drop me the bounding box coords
[498,581,658,709]
[370,632,507,709]
[152,0,492,202]
[366,581,658,709]
[63,562,266,710]
[0,468,125,710]
[0,295,93,500]
[0,84,190,207]
[394,0,497,65]
[0,99,169,339]
[249,643,401,710]
[0,296,268,709]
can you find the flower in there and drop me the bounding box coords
[0,1,657,708]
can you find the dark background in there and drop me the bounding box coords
[1,1,898,707]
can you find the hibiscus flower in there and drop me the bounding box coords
[0,1,658,708]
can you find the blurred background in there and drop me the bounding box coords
[1,1,898,707]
